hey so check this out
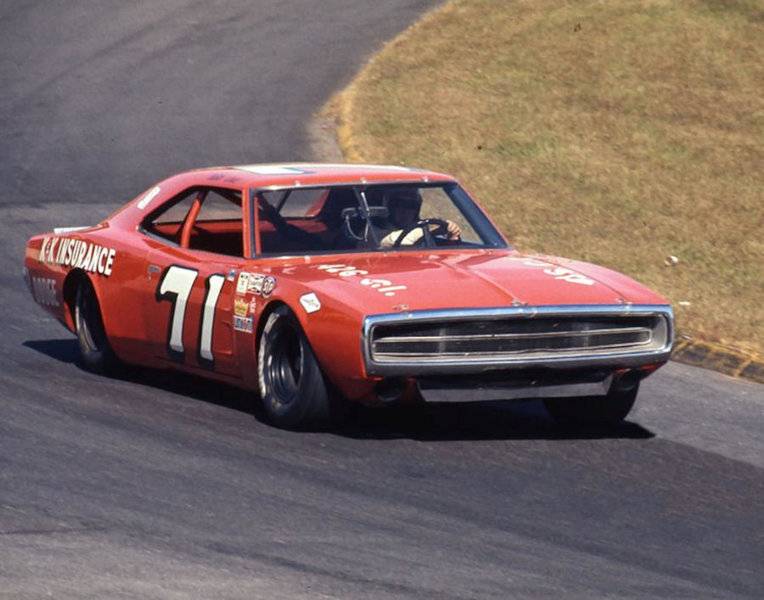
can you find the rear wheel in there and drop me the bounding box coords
[74,278,118,374]
[257,306,335,429]
[544,384,639,426]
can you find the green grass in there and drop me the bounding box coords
[336,0,764,356]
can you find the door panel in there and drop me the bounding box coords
[145,245,240,377]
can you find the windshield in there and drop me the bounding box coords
[253,183,506,256]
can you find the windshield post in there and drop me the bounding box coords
[249,188,261,256]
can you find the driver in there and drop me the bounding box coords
[378,188,461,248]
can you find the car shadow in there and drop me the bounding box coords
[23,338,257,416]
[24,338,655,442]
[333,400,654,442]
[23,339,81,364]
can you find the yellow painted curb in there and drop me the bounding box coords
[672,340,764,384]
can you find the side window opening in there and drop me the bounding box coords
[142,187,244,257]
[142,190,198,244]
[187,189,243,256]
[257,187,360,254]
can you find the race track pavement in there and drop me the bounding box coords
[1,2,762,598]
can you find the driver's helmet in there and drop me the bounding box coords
[385,187,422,228]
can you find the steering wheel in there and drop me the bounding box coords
[392,218,449,248]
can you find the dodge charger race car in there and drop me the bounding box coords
[24,163,674,428]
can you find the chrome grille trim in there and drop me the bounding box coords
[373,326,652,344]
[362,304,674,376]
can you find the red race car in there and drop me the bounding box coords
[24,164,673,428]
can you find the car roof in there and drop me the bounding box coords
[191,163,456,189]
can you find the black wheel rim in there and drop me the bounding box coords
[267,321,303,405]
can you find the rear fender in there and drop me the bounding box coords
[61,269,101,333]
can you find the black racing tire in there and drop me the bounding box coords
[74,278,119,374]
[543,383,639,426]
[257,306,335,429]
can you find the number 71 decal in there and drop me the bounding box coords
[156,265,225,367]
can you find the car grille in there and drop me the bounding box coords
[363,306,673,375]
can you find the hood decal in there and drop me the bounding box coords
[317,263,408,297]
[504,256,595,285]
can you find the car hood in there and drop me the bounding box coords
[266,249,669,316]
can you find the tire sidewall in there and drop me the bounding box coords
[75,278,115,373]
[257,306,329,428]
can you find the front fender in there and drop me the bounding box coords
[257,280,376,400]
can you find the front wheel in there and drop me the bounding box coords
[74,278,119,374]
[544,384,639,426]
[257,306,335,429]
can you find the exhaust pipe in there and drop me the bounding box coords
[612,369,641,392]
[374,378,407,403]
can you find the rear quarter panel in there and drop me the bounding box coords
[25,235,71,328]
[25,224,152,365]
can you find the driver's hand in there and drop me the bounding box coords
[380,228,424,247]
[446,220,462,240]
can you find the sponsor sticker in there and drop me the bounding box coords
[236,272,251,294]
[299,292,321,314]
[234,298,249,317]
[247,273,276,297]
[248,298,257,314]
[39,237,116,277]
[136,186,161,210]
[237,272,276,296]
[233,315,253,333]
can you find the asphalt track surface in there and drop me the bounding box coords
[1,2,762,598]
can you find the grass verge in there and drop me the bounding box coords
[333,0,764,362]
